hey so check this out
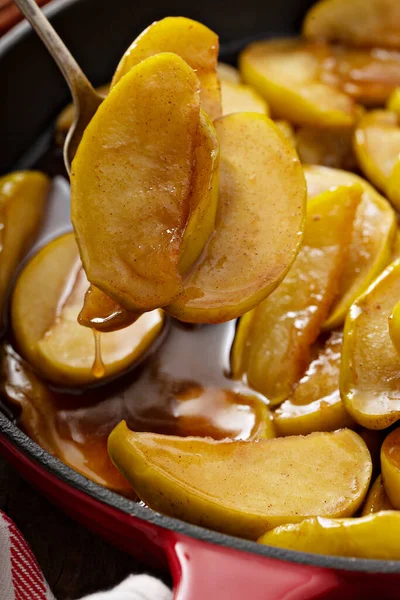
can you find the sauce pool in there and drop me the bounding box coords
[0,143,270,494]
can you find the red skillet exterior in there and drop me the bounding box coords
[0,0,51,36]
[2,429,400,599]
[2,0,400,597]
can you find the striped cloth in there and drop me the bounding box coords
[0,511,55,600]
[0,510,172,600]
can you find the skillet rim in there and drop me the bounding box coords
[3,411,400,574]
[1,0,400,575]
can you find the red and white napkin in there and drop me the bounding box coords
[0,510,172,600]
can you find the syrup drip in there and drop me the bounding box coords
[92,330,105,378]
[79,284,140,332]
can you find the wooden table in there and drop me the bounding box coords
[0,455,170,599]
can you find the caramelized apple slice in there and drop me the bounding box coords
[303,0,400,49]
[320,47,400,107]
[354,110,400,206]
[241,40,400,123]
[232,185,361,404]
[296,126,356,170]
[387,157,400,213]
[71,53,202,312]
[109,424,371,539]
[304,165,396,329]
[388,87,400,114]
[274,332,354,436]
[389,299,400,355]
[239,39,357,127]
[0,171,50,321]
[165,113,306,324]
[392,229,400,262]
[77,109,219,326]
[217,62,241,84]
[221,80,269,116]
[11,233,164,386]
[259,512,400,559]
[178,111,219,274]
[362,476,393,516]
[274,120,296,145]
[341,259,400,429]
[111,17,221,119]
[381,427,400,509]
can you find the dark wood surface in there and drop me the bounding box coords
[0,454,169,599]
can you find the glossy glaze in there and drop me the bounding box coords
[2,2,400,596]
[0,159,270,491]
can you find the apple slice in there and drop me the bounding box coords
[76,107,219,328]
[392,228,400,261]
[340,258,400,429]
[274,332,354,436]
[259,512,400,559]
[241,39,400,124]
[239,39,357,128]
[319,47,400,107]
[71,53,203,312]
[11,233,164,386]
[111,17,221,119]
[388,87,400,114]
[393,229,400,257]
[303,0,400,49]
[304,165,396,329]
[388,158,400,212]
[0,171,50,321]
[381,428,400,508]
[274,120,296,145]
[389,299,400,355]
[76,108,219,328]
[217,62,241,84]
[178,110,219,274]
[165,113,306,324]
[354,110,400,207]
[220,80,269,116]
[231,185,361,404]
[362,476,393,516]
[108,423,371,539]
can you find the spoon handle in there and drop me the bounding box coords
[13,0,96,105]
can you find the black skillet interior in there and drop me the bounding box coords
[1,0,400,576]
[0,0,318,174]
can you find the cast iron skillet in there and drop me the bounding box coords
[1,1,400,598]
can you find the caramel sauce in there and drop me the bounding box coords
[0,155,269,494]
[92,330,105,379]
[79,284,140,333]
[1,320,267,494]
